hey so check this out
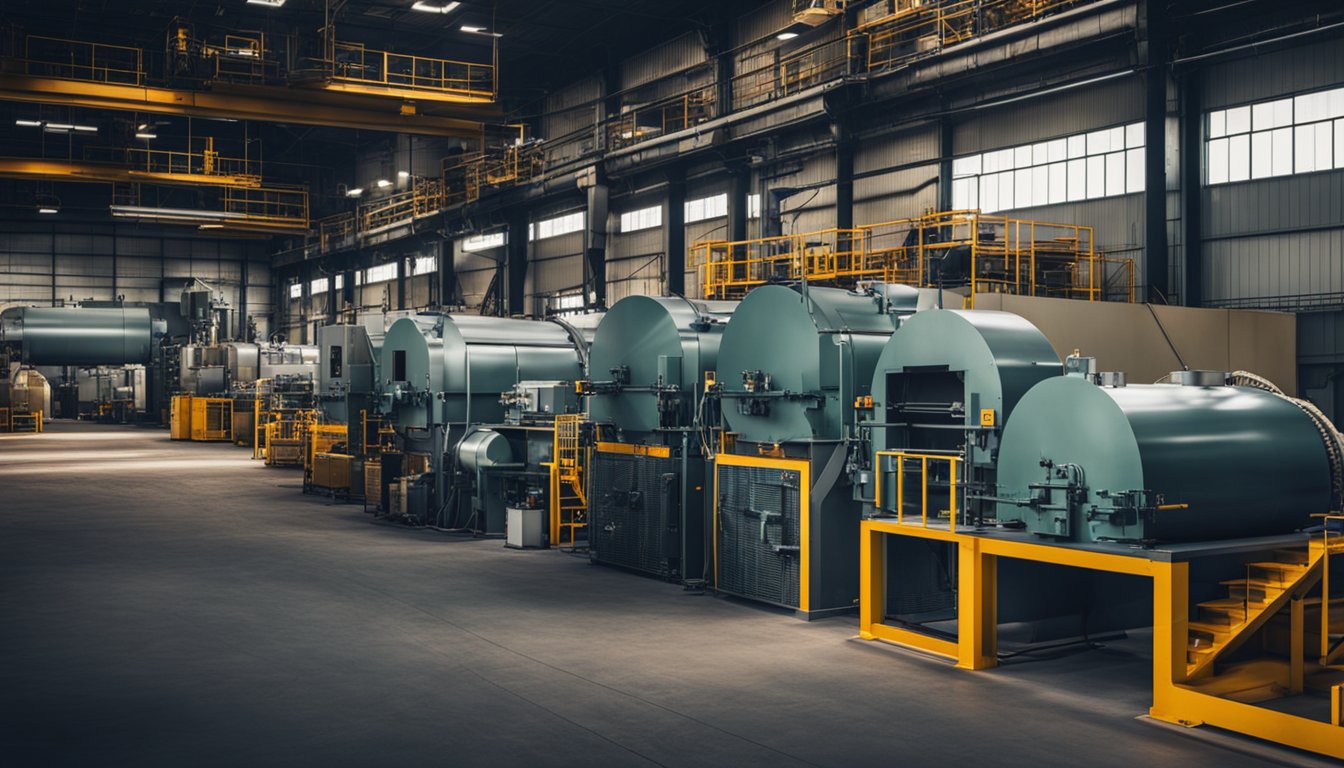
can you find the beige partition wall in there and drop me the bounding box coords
[972,294,1297,392]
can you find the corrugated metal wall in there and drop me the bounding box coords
[0,223,270,339]
[622,33,708,90]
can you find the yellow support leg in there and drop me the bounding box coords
[956,538,997,670]
[1150,560,1194,724]
[859,523,884,641]
[1290,597,1304,696]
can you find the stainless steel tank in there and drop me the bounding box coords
[5,307,155,365]
[996,374,1335,542]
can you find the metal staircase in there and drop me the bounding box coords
[549,413,588,548]
[1187,544,1331,679]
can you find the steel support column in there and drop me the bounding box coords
[664,169,686,296]
[506,209,529,316]
[1142,0,1170,302]
[1180,70,1203,307]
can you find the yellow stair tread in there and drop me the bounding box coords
[1244,561,1308,573]
[1198,597,1260,610]
[1188,620,1238,636]
[1219,577,1290,588]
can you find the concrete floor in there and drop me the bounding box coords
[0,422,1323,766]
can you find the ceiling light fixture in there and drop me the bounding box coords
[412,1,460,14]
[38,207,58,215]
[246,0,287,7]
[397,170,410,179]
[346,187,364,197]
[776,31,799,40]
[460,25,503,37]
[135,132,157,140]
[15,119,43,127]
[376,179,392,188]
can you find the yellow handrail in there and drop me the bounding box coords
[874,450,961,531]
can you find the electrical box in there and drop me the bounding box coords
[506,506,546,549]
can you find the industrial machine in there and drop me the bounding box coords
[710,283,919,617]
[583,295,737,583]
[995,366,1340,544]
[868,309,1062,523]
[377,313,587,528]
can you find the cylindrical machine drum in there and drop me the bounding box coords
[457,429,514,472]
[870,309,1061,457]
[715,284,917,444]
[588,295,737,434]
[380,314,585,431]
[12,307,154,365]
[995,376,1333,543]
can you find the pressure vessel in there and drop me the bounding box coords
[995,374,1334,542]
[587,295,737,434]
[715,284,917,444]
[6,307,154,365]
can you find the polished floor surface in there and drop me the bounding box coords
[0,422,1323,766]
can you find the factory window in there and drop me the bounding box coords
[288,283,302,299]
[620,205,662,233]
[334,275,344,291]
[364,263,398,284]
[684,193,727,223]
[1206,86,1344,185]
[950,122,1145,212]
[413,255,437,275]
[532,211,585,241]
[548,293,584,317]
[310,277,329,295]
[462,232,505,252]
[747,193,761,219]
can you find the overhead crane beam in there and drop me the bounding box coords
[0,157,260,188]
[0,74,497,137]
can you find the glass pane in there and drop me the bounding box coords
[1329,88,1344,120]
[1086,129,1110,156]
[1048,162,1067,204]
[1086,155,1106,198]
[1125,122,1145,148]
[1226,105,1251,135]
[1296,91,1327,124]
[1250,131,1272,179]
[998,171,1014,210]
[1031,165,1049,207]
[1067,134,1086,159]
[1271,127,1293,176]
[1208,110,1226,139]
[952,155,981,177]
[1337,120,1344,170]
[1066,158,1086,201]
[1315,121,1333,170]
[1272,98,1294,128]
[1126,147,1145,194]
[980,174,998,212]
[1105,126,1126,153]
[992,148,1015,172]
[1014,168,1032,206]
[1046,138,1067,163]
[1295,124,1316,173]
[1015,145,1033,168]
[1228,133,1250,181]
[1031,142,1049,167]
[1105,152,1125,197]
[952,178,975,209]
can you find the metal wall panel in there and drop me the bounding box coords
[622,32,708,90]
[1201,37,1344,110]
[953,76,1145,154]
[1204,229,1344,307]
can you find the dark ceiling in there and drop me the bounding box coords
[2,0,771,113]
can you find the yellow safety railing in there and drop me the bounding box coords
[305,423,348,477]
[694,209,1132,305]
[359,178,446,233]
[874,450,962,531]
[732,37,851,111]
[23,35,144,85]
[221,185,310,231]
[119,143,262,184]
[549,413,588,548]
[330,41,495,101]
[442,127,545,206]
[854,0,1084,71]
[190,397,233,441]
[608,86,717,150]
[1314,513,1344,667]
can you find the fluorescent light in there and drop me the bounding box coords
[397,170,410,179]
[43,123,97,134]
[38,207,58,215]
[110,205,245,222]
[15,119,42,127]
[376,179,392,188]
[72,125,98,133]
[246,0,286,6]
[346,187,364,197]
[777,31,799,40]
[412,1,460,13]
[460,25,485,33]
[135,132,157,140]
[137,123,150,130]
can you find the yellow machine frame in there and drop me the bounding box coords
[713,452,812,614]
[546,413,589,548]
[189,397,233,441]
[2,408,43,433]
[858,513,1344,761]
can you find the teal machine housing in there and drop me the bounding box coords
[585,295,737,583]
[869,309,1062,522]
[378,314,587,529]
[996,372,1337,544]
[713,283,918,617]
[318,322,384,455]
